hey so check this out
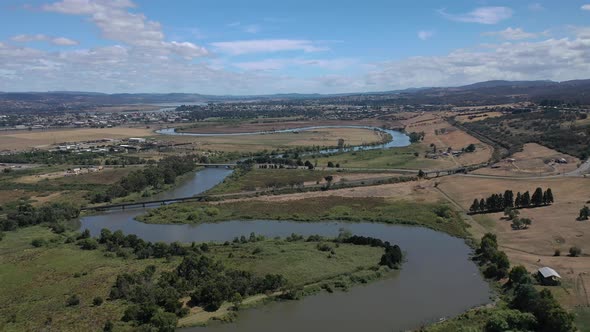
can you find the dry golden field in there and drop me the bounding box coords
[0,127,155,150]
[437,174,590,308]
[474,143,580,177]
[156,127,386,152]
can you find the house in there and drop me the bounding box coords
[537,267,561,285]
[128,137,146,144]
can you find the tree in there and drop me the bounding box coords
[544,188,554,204]
[479,198,486,212]
[231,292,242,311]
[521,191,531,207]
[509,265,532,286]
[470,199,480,213]
[515,192,522,207]
[327,161,335,168]
[465,143,476,153]
[503,190,514,208]
[531,187,544,206]
[150,310,178,332]
[579,206,590,221]
[417,170,426,178]
[103,320,114,332]
[569,246,582,257]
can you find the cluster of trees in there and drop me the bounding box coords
[326,161,341,168]
[0,150,103,165]
[90,155,197,203]
[464,109,590,159]
[408,131,425,143]
[469,188,553,214]
[239,155,315,170]
[0,201,79,233]
[74,228,202,259]
[338,235,403,269]
[477,233,510,279]
[110,255,286,330]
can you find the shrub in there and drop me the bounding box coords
[93,296,104,306]
[569,246,582,257]
[66,294,80,306]
[554,249,561,257]
[31,238,47,247]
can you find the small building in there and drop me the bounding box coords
[537,267,561,285]
[128,137,146,144]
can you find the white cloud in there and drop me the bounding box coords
[440,7,513,24]
[582,4,590,11]
[483,27,538,40]
[528,3,545,11]
[418,30,434,40]
[42,0,208,57]
[233,58,357,71]
[11,34,79,46]
[211,39,328,55]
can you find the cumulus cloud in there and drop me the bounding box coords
[11,34,78,46]
[211,39,328,55]
[417,30,434,40]
[582,4,590,11]
[440,7,513,24]
[42,0,208,57]
[483,27,538,40]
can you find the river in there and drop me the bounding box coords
[79,167,491,331]
[156,126,411,153]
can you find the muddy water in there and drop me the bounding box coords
[79,168,490,331]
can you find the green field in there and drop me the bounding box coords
[138,196,470,238]
[0,226,386,331]
[312,145,442,170]
[206,168,335,195]
[0,226,168,332]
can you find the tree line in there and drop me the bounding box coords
[469,188,553,214]
[0,201,79,235]
[89,155,197,203]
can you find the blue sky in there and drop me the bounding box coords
[1,0,590,94]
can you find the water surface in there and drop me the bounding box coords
[79,168,490,332]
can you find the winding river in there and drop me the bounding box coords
[156,126,411,153]
[79,167,491,331]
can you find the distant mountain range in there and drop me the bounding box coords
[1,79,589,111]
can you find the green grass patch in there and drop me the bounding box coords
[208,239,384,286]
[206,168,334,195]
[311,144,440,169]
[138,196,469,238]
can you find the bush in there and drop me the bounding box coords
[66,294,80,306]
[31,238,46,247]
[569,246,582,257]
[79,238,98,250]
[554,249,561,256]
[93,296,104,306]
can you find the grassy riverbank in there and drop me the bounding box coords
[138,196,470,238]
[0,226,387,331]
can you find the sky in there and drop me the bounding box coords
[1,0,590,94]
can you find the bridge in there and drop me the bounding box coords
[82,195,210,212]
